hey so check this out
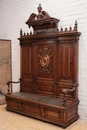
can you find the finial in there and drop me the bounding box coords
[69,26,72,31]
[37,4,43,19]
[65,28,67,31]
[74,21,78,31]
[37,4,42,14]
[27,33,29,36]
[24,32,26,36]
[20,29,22,36]
[30,31,32,35]
[61,27,63,32]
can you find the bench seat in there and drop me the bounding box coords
[5,92,79,128]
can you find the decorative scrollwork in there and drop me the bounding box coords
[39,48,52,76]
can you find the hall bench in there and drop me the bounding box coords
[5,4,81,128]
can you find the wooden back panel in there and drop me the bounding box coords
[18,5,81,100]
[19,30,80,100]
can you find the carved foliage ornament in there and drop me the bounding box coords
[39,48,52,76]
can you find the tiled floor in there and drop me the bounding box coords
[0,104,87,130]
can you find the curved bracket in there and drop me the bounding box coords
[6,78,22,94]
[62,83,77,106]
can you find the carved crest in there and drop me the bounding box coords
[25,4,60,34]
[26,4,51,23]
[39,48,52,76]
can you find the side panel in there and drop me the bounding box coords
[22,45,33,78]
[57,35,78,99]
[58,43,73,82]
[20,43,33,93]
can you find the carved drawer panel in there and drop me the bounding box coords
[66,105,78,122]
[44,108,62,123]
[22,102,41,117]
[7,99,21,111]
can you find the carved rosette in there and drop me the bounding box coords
[39,48,52,76]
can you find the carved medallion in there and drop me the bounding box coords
[39,48,52,76]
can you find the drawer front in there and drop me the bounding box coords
[44,108,62,123]
[6,99,21,111]
[66,105,78,122]
[22,102,41,118]
[6,98,42,118]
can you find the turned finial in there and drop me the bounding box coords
[37,4,42,14]
[74,21,78,31]
[27,33,29,36]
[65,28,67,31]
[20,29,22,36]
[61,27,63,32]
[69,26,72,31]
[24,32,26,36]
[37,4,43,19]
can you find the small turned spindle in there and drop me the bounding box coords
[20,29,23,36]
[61,27,63,32]
[24,32,26,36]
[27,33,29,36]
[69,26,72,31]
[74,21,78,31]
[57,29,59,32]
[30,31,32,35]
[65,28,67,32]
[6,82,11,94]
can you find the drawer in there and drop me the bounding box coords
[44,107,63,123]
[22,102,41,118]
[7,99,21,111]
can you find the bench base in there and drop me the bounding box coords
[5,92,79,128]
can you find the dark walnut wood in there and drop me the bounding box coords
[5,4,81,128]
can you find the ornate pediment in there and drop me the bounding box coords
[26,4,60,34]
[27,4,51,23]
[26,4,51,23]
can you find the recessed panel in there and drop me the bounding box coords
[44,108,61,122]
[36,83,54,95]
[58,43,73,82]
[9,100,20,111]
[22,46,33,78]
[21,80,33,93]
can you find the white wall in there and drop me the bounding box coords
[0,0,87,120]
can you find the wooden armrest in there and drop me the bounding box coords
[62,83,77,106]
[6,78,22,94]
